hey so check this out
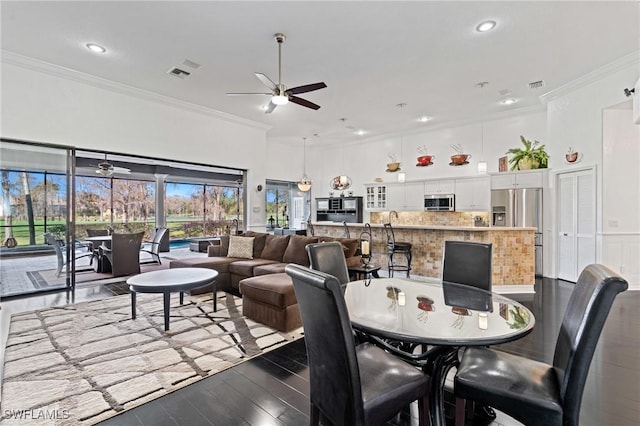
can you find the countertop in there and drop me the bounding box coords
[312,222,537,232]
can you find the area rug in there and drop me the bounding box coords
[26,262,170,288]
[1,292,302,425]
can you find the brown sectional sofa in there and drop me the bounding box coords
[169,231,361,331]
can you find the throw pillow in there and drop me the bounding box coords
[218,235,230,256]
[335,237,359,258]
[260,234,291,261]
[243,231,268,259]
[227,236,255,259]
[282,235,319,266]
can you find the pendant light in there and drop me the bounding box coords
[298,137,312,192]
[477,121,488,174]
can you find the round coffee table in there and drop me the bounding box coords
[127,268,218,331]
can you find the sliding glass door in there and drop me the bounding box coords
[0,140,75,298]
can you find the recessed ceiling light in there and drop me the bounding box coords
[476,20,497,32]
[355,129,367,136]
[86,43,106,53]
[501,98,517,105]
[418,116,432,123]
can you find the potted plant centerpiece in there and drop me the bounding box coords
[506,136,549,170]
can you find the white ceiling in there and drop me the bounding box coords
[2,1,638,146]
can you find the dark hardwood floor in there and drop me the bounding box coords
[1,278,638,426]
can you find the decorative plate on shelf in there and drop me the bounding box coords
[386,168,401,173]
[416,162,434,167]
[449,161,469,166]
[330,176,352,190]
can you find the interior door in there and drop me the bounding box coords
[557,169,596,282]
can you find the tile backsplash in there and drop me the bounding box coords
[370,211,489,227]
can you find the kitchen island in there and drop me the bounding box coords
[313,222,536,285]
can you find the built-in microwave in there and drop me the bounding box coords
[424,194,455,211]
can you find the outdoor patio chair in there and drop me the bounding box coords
[101,232,145,277]
[45,232,94,277]
[140,227,168,264]
[86,228,109,252]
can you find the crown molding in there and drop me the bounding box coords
[539,50,640,104]
[1,50,271,132]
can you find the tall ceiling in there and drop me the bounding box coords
[2,1,638,146]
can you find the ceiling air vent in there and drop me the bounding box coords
[181,59,201,69]
[167,67,191,79]
[529,80,545,89]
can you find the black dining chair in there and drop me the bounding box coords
[306,241,351,285]
[442,240,492,291]
[284,264,430,426]
[453,263,628,426]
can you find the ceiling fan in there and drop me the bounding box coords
[95,154,131,176]
[227,33,327,113]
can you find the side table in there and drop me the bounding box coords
[348,264,381,281]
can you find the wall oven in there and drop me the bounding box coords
[424,194,455,211]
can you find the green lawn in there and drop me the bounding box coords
[1,217,235,246]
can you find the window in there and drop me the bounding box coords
[265,180,310,230]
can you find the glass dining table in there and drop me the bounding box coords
[343,277,535,426]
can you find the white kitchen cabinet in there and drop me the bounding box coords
[455,177,490,211]
[491,170,545,189]
[365,184,387,210]
[404,181,425,210]
[424,179,455,195]
[382,182,424,211]
[385,183,404,209]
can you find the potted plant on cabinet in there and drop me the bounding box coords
[506,135,549,170]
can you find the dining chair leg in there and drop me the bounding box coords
[455,397,466,426]
[309,402,320,426]
[418,394,430,426]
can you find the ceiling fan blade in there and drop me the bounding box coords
[255,73,277,91]
[289,96,321,110]
[264,101,278,114]
[286,82,327,95]
[113,167,131,175]
[226,92,272,96]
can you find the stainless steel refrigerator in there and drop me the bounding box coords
[491,188,543,276]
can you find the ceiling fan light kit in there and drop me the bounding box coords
[227,33,326,114]
[272,94,289,105]
[94,153,131,176]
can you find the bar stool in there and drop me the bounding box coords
[384,223,412,277]
[342,221,351,238]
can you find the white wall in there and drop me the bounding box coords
[306,111,547,199]
[602,107,640,233]
[545,60,640,287]
[601,107,640,286]
[1,58,270,228]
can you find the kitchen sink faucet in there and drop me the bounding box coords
[389,210,399,224]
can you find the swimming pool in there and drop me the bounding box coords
[169,239,191,249]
